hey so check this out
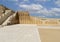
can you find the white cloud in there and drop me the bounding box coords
[19,4,43,10]
[3,0,18,2]
[51,8,60,12]
[48,8,60,16]
[34,0,51,2]
[23,0,29,2]
[55,0,60,7]
[37,8,60,16]
[38,15,46,18]
[19,4,60,16]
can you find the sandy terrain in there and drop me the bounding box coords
[38,28,60,42]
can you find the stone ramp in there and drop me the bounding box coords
[0,10,14,25]
[0,24,41,42]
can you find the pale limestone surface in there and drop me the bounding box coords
[0,24,41,42]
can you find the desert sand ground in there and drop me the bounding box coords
[38,28,60,42]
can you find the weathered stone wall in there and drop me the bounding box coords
[17,11,31,24]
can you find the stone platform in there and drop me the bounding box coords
[0,24,41,42]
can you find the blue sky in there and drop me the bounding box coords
[0,0,60,18]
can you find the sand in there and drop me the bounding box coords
[38,28,60,42]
